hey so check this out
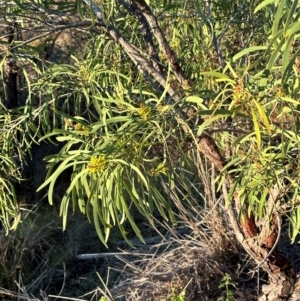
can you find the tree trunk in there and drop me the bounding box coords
[198,134,297,300]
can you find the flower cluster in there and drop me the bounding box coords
[137,104,151,120]
[232,81,249,105]
[87,156,107,173]
[148,162,168,177]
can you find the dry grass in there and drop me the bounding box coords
[0,205,63,294]
[0,203,260,301]
[105,206,259,301]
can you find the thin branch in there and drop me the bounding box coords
[130,0,190,87]
[5,22,96,52]
[118,0,164,74]
[81,0,181,102]
[204,0,224,68]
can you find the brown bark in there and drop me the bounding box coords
[131,0,190,87]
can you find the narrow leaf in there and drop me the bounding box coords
[251,108,261,149]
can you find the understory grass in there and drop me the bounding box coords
[0,199,260,301]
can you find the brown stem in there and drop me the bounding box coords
[198,134,296,300]
[131,0,190,87]
[118,0,164,73]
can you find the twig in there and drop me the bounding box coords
[204,0,224,68]
[7,22,98,52]
[131,0,189,86]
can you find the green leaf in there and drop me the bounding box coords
[285,21,300,37]
[232,46,268,63]
[122,200,145,245]
[272,0,287,39]
[254,0,277,13]
[201,72,233,82]
[279,97,300,105]
[282,35,295,73]
[258,189,269,218]
[111,159,149,189]
[186,96,205,105]
[266,38,285,70]
[265,28,285,54]
[93,198,108,247]
[39,154,81,189]
[284,0,299,35]
[252,99,271,135]
[251,108,261,149]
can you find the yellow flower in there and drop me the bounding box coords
[74,123,90,135]
[149,162,168,177]
[64,118,73,127]
[137,105,151,120]
[232,81,249,104]
[275,87,284,97]
[87,156,107,173]
[75,123,88,131]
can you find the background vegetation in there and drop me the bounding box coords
[1,0,300,300]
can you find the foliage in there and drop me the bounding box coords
[0,108,39,232]
[1,0,300,262]
[2,0,300,299]
[217,273,235,301]
[37,90,186,246]
[167,287,186,301]
[205,0,300,242]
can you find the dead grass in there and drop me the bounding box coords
[0,203,263,301]
[0,204,65,295]
[104,206,259,301]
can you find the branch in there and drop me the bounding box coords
[106,25,180,102]
[204,0,224,68]
[81,0,180,102]
[4,22,96,53]
[130,0,190,88]
[118,0,164,74]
